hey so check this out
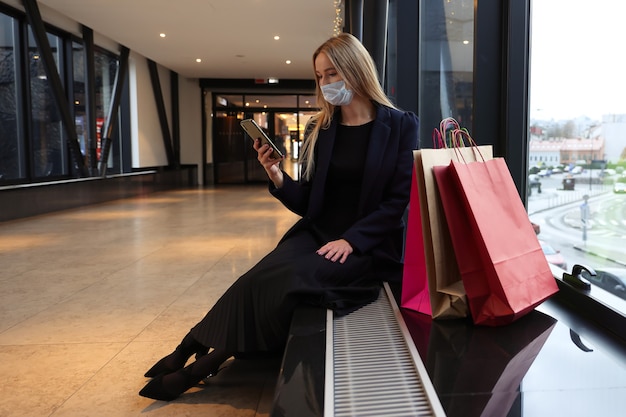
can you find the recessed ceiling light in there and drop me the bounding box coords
[196,58,202,63]
[285,60,291,65]
[274,35,280,40]
[463,40,469,45]
[159,33,166,38]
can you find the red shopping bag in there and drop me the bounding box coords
[433,156,558,326]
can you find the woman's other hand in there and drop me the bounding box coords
[316,239,353,264]
[253,139,284,188]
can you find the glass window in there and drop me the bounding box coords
[529,0,626,313]
[0,13,23,181]
[72,41,86,158]
[418,1,474,146]
[94,48,120,172]
[28,28,67,178]
[210,93,318,184]
[215,95,243,107]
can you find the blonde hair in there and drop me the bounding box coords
[301,33,396,180]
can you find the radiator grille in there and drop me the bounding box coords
[325,283,446,417]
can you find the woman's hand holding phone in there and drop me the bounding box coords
[254,138,284,188]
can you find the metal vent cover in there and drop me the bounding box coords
[324,283,446,417]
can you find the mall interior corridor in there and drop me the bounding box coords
[0,186,298,417]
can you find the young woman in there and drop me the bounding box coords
[139,32,419,401]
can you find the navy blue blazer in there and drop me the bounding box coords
[271,104,419,272]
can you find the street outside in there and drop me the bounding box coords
[528,170,626,274]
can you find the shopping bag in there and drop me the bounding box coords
[401,155,432,316]
[402,119,493,319]
[434,154,559,326]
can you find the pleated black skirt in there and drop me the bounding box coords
[189,227,381,354]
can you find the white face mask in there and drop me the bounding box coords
[320,80,354,106]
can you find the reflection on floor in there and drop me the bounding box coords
[0,186,299,417]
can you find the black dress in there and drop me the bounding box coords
[190,122,382,354]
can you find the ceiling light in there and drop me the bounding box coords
[159,33,166,38]
[268,78,279,84]
[196,58,202,63]
[274,35,280,40]
[285,60,291,65]
[463,40,469,45]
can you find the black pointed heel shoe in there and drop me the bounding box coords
[143,353,185,378]
[144,333,205,378]
[139,368,201,401]
[139,352,227,401]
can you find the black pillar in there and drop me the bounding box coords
[362,0,389,86]
[346,0,363,40]
[473,0,531,201]
[171,71,180,167]
[82,25,98,176]
[503,0,532,203]
[393,0,419,114]
[147,59,175,167]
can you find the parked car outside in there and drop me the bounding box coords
[539,240,567,270]
[581,268,626,300]
[614,179,626,194]
[528,174,542,195]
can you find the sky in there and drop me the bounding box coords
[529,0,626,121]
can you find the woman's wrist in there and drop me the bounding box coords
[270,169,284,189]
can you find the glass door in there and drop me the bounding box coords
[211,93,319,184]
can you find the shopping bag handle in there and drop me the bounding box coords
[432,117,486,162]
[433,117,460,149]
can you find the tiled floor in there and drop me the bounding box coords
[0,186,299,417]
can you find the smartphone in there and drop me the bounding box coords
[240,119,284,159]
